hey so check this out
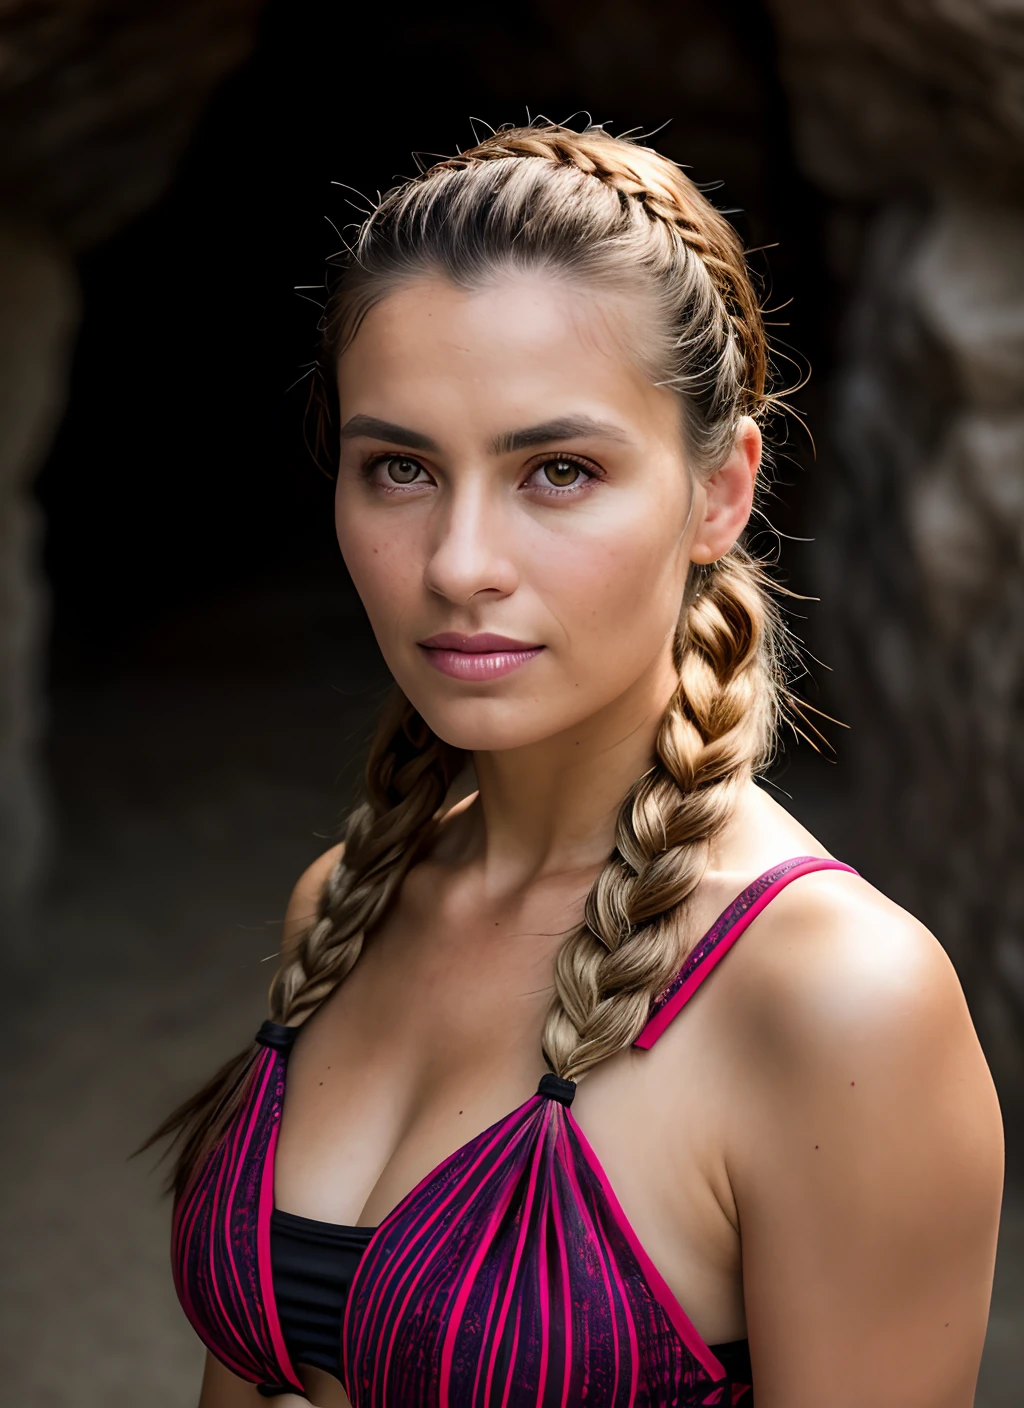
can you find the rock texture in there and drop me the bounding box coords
[0,0,267,248]
[768,0,1024,1111]
[769,0,1024,200]
[0,1,267,934]
[0,227,77,943]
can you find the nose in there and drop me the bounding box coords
[421,478,519,605]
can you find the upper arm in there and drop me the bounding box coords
[726,872,1004,1408]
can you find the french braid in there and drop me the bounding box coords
[424,127,766,422]
[154,121,791,1188]
[314,124,786,1079]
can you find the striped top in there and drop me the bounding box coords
[172,855,856,1404]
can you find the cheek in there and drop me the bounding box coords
[334,494,422,632]
[527,509,689,660]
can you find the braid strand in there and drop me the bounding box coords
[544,547,781,1083]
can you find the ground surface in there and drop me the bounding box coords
[4,569,1020,1405]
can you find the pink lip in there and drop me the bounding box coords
[419,632,542,652]
[417,632,545,681]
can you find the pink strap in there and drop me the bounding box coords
[633,856,858,1050]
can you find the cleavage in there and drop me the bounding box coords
[271,938,556,1227]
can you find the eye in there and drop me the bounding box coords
[526,457,596,494]
[379,455,425,485]
[364,454,431,491]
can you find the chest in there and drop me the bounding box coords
[272,890,742,1337]
[170,873,774,1404]
[274,875,580,1216]
[171,854,840,1401]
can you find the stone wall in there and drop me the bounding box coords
[0,1,267,936]
[768,0,1024,1112]
[0,0,267,246]
[0,229,78,942]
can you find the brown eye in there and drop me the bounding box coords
[382,456,423,484]
[540,458,583,488]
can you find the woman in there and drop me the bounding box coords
[157,123,1003,1408]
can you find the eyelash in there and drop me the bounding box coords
[361,453,601,498]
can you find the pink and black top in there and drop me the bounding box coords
[172,855,856,1405]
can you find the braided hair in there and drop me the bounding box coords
[154,121,791,1190]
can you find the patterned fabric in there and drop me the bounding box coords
[342,1091,728,1408]
[172,1039,303,1393]
[171,855,856,1403]
[635,856,857,1049]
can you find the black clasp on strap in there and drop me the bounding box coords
[537,1072,577,1106]
[254,1019,299,1054]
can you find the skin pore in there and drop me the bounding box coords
[199,272,1003,1408]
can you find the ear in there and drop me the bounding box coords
[689,417,761,564]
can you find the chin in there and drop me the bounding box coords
[408,693,572,754]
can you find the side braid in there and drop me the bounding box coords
[270,691,465,1024]
[403,126,783,1083]
[148,693,463,1194]
[544,547,782,1082]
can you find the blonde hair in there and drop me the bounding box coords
[153,121,792,1191]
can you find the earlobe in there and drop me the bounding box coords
[689,538,718,565]
[689,417,761,565]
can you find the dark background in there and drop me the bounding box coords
[38,0,824,658]
[2,1,1021,1402]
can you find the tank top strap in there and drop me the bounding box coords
[633,855,859,1050]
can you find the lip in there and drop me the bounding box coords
[417,632,545,681]
[418,632,543,653]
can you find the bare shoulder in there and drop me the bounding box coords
[718,871,1004,1400]
[724,866,973,1067]
[709,784,970,1050]
[282,841,346,957]
[720,863,1003,1221]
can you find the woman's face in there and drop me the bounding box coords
[334,272,749,753]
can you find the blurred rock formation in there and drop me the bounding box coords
[768,0,1024,1113]
[0,0,266,937]
[0,229,77,943]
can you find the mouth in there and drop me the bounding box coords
[417,631,545,681]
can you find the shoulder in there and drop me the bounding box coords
[725,866,968,1063]
[281,842,346,957]
[715,869,1004,1396]
[719,864,1002,1187]
[703,787,968,1048]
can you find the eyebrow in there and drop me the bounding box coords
[491,416,632,455]
[337,412,631,457]
[338,415,440,452]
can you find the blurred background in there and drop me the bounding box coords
[1,0,1021,1402]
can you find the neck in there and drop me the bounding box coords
[457,648,681,897]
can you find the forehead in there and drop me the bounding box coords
[336,272,677,437]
